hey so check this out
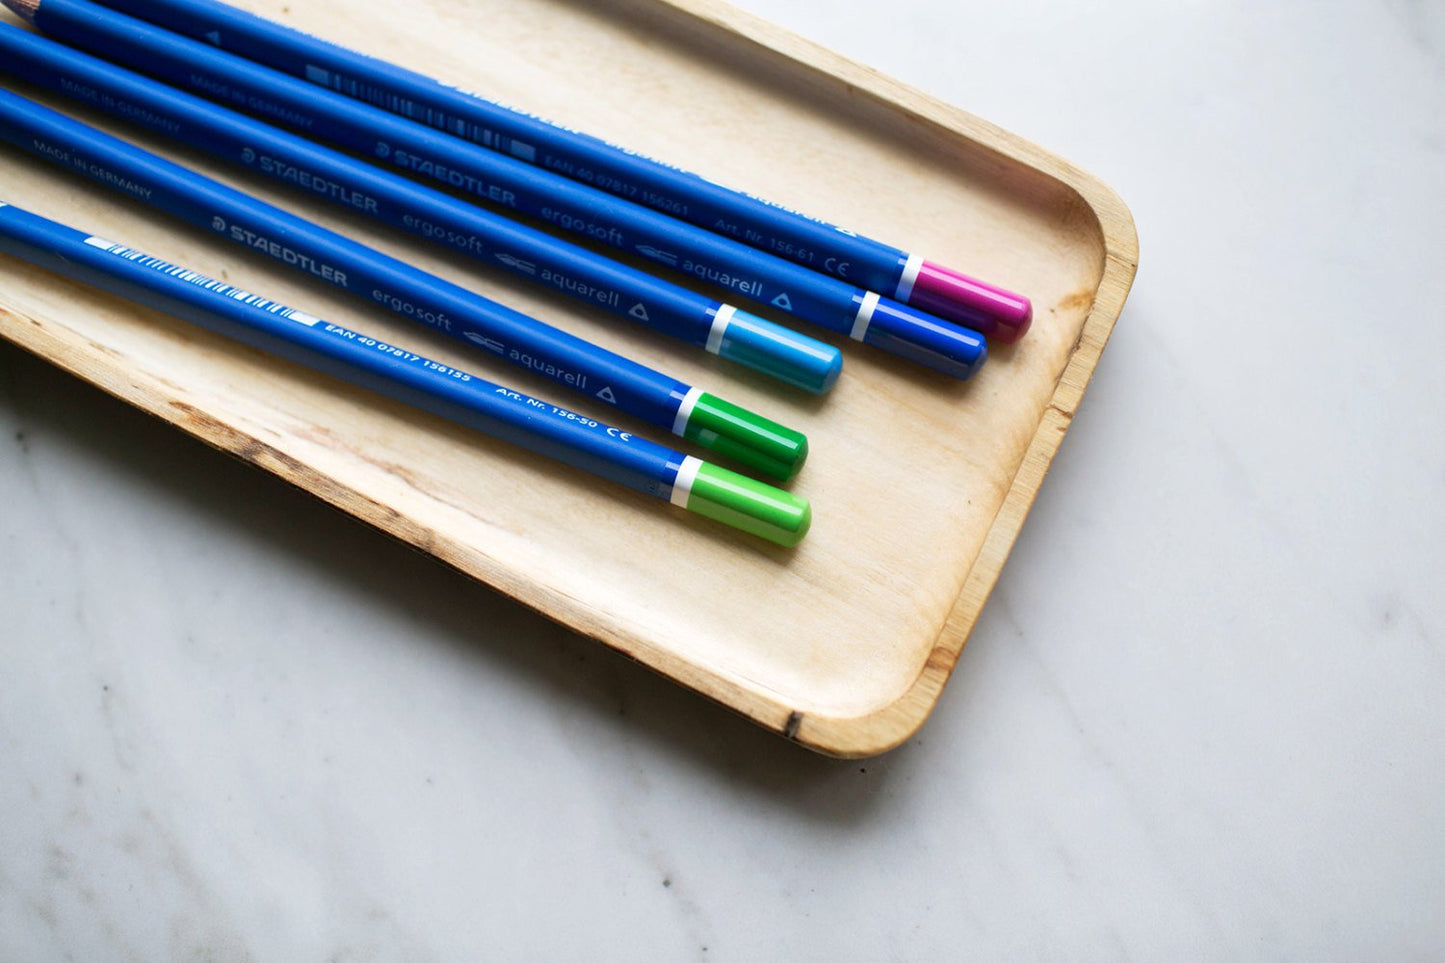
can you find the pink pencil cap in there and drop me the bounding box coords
[908,261,1032,343]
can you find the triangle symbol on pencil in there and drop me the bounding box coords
[204,30,222,45]
[771,293,793,310]
[628,302,649,321]
[596,386,617,403]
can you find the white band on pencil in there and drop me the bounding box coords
[850,291,880,342]
[705,303,736,355]
[669,455,703,507]
[671,385,704,436]
[894,253,923,302]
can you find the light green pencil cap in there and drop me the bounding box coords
[677,460,811,547]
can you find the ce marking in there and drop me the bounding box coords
[825,257,851,277]
[606,427,633,441]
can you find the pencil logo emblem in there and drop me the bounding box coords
[211,216,226,232]
[495,253,535,275]
[204,30,222,46]
[241,148,256,163]
[596,386,617,403]
[375,142,391,159]
[462,331,505,354]
[628,303,649,321]
[635,244,678,267]
[771,293,793,310]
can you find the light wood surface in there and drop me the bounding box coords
[0,0,1137,756]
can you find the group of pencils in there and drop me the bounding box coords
[0,0,1032,547]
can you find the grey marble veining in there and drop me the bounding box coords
[3,1,1443,959]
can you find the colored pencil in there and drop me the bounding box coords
[0,199,811,545]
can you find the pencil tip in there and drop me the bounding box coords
[3,0,38,22]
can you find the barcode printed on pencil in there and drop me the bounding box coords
[304,64,537,161]
[83,237,320,325]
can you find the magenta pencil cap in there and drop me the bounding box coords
[909,261,1033,343]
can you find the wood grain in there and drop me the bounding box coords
[0,0,1137,756]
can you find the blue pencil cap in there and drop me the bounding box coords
[712,307,842,395]
[860,296,988,380]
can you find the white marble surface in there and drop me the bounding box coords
[2,0,1443,958]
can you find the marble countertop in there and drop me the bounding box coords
[3,0,1441,958]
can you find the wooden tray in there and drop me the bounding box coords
[0,0,1137,756]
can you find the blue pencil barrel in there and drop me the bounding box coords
[19,0,987,379]
[0,23,842,395]
[0,88,699,432]
[0,200,690,499]
[83,0,914,295]
[28,0,856,327]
